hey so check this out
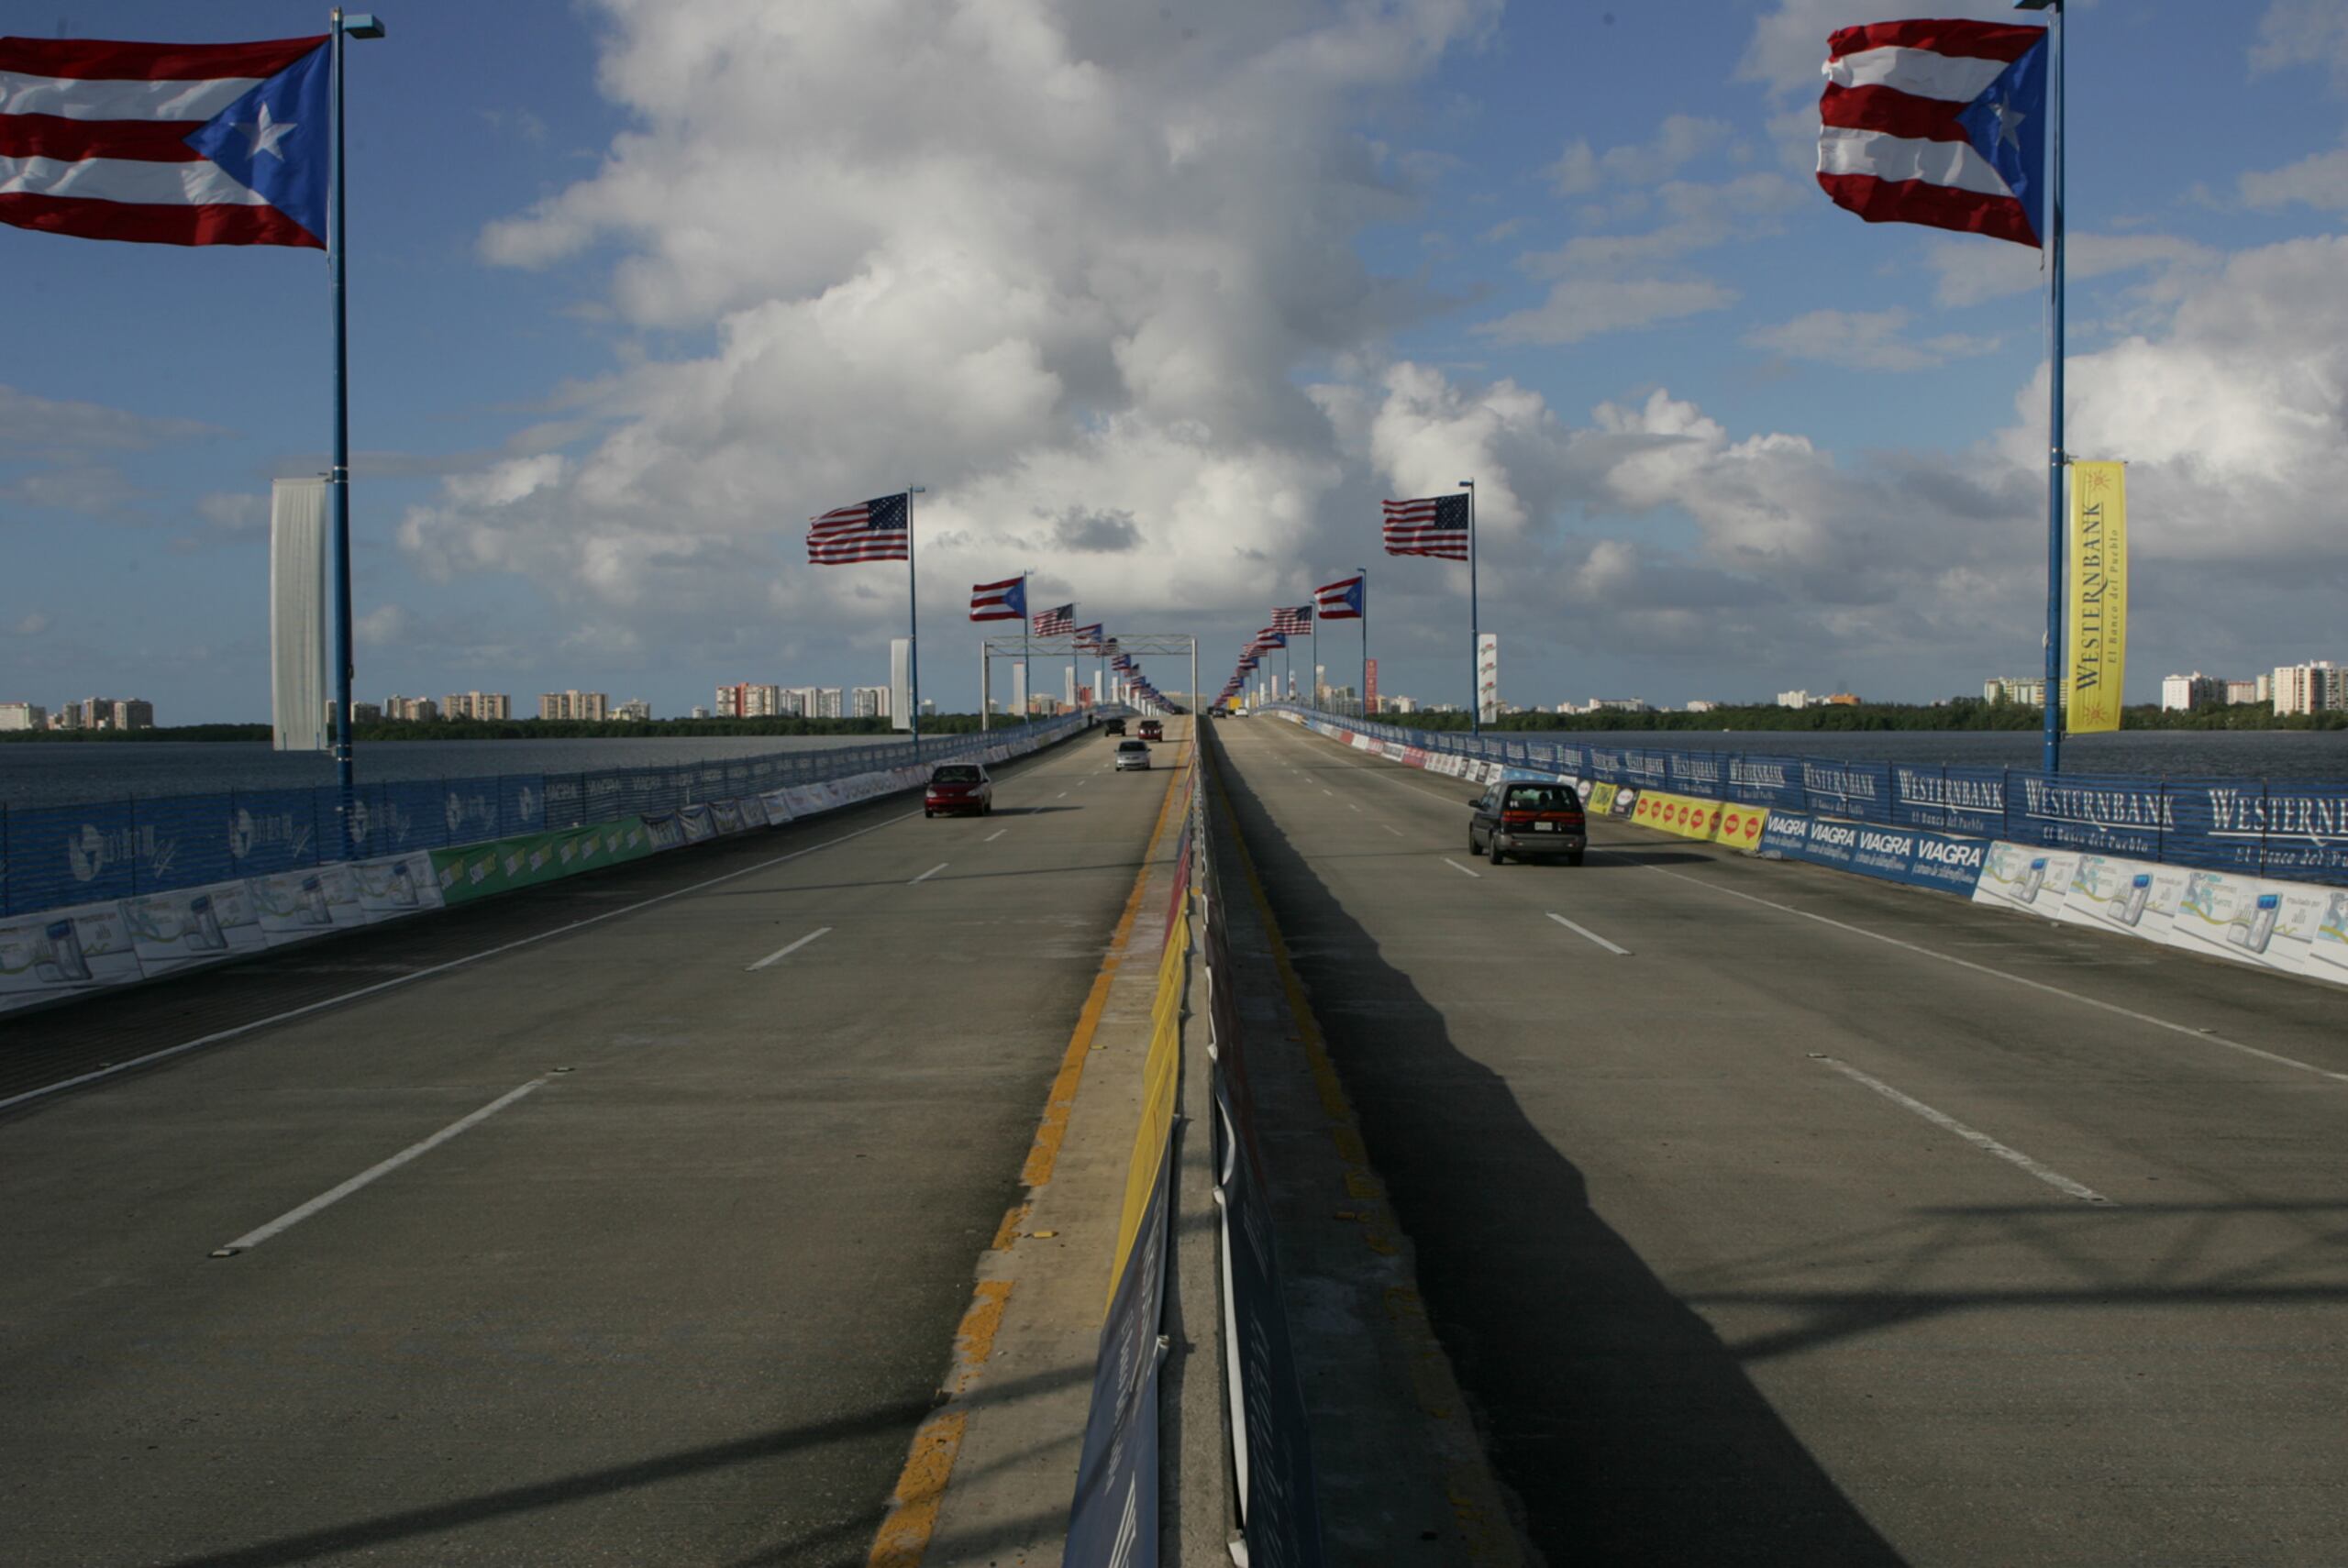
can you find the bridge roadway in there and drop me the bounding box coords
[0,725,1180,1567]
[1214,713,2347,1567]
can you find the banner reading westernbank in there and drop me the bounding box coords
[2067,460,2127,734]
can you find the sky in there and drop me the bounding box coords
[5,0,2347,722]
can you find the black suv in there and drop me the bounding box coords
[1104,718,1126,735]
[1468,780,1587,866]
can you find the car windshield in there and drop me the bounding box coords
[932,766,982,783]
[1118,740,1146,751]
[1505,785,1578,811]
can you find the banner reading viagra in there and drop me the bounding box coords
[2067,460,2128,734]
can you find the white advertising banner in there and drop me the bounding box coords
[891,637,913,732]
[270,477,329,752]
[1972,842,2078,918]
[2055,854,2187,944]
[1477,633,1499,724]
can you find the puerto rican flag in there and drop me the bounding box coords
[1315,573,1365,621]
[969,575,1026,622]
[0,35,331,248]
[1817,19,2047,248]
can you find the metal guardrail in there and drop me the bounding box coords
[0,719,1089,918]
[1265,706,2348,884]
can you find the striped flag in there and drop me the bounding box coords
[1072,623,1104,651]
[1382,494,1470,560]
[1032,603,1074,636]
[1817,19,2047,248]
[1315,573,1365,621]
[806,492,911,564]
[0,34,332,248]
[969,575,1026,622]
[1271,605,1312,635]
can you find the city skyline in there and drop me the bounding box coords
[3,5,2346,720]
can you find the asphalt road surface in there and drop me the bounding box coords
[1,726,1176,1567]
[1214,712,2348,1568]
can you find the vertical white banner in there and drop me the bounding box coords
[270,477,328,752]
[1477,633,1500,723]
[890,637,913,731]
[1013,659,1029,719]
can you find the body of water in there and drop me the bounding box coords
[0,733,947,811]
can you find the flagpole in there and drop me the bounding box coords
[2037,0,2067,775]
[1463,479,1479,735]
[906,485,924,750]
[1358,566,1369,723]
[1023,570,1031,725]
[327,11,358,855]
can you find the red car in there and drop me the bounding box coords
[925,763,993,818]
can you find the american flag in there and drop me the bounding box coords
[1382,494,1470,560]
[807,492,910,564]
[1072,623,1105,651]
[1272,605,1312,635]
[969,575,1026,622]
[1032,603,1075,635]
[1315,573,1365,621]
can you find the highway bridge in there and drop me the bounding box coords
[5,713,2343,1565]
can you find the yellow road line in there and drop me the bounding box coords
[864,735,1190,1567]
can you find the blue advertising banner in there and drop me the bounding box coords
[1064,1149,1168,1568]
[1893,766,2009,838]
[1756,812,1986,895]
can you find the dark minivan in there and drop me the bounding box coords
[1467,779,1587,866]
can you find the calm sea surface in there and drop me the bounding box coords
[0,734,927,811]
[5,725,2344,811]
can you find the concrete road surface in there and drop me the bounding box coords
[1,726,1178,1566]
[1213,712,2348,1568]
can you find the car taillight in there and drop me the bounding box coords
[1502,811,1535,827]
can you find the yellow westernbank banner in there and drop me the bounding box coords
[2067,460,2127,734]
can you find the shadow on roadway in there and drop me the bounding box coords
[152,1363,1092,1568]
[1217,749,1907,1566]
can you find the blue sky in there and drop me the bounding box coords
[5,0,2346,723]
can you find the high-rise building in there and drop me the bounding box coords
[538,690,609,721]
[2160,673,2224,712]
[441,691,511,721]
[1984,678,2067,708]
[383,695,439,722]
[2224,679,2260,706]
[1778,690,1815,709]
[615,699,652,722]
[811,687,845,719]
[716,682,784,718]
[781,686,820,717]
[0,701,45,731]
[852,685,890,719]
[2271,661,2342,716]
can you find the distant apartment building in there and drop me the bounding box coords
[383,695,440,722]
[1684,700,1722,713]
[1984,677,2068,708]
[812,687,845,719]
[852,685,891,719]
[1386,695,1417,714]
[538,690,609,721]
[2225,679,2261,706]
[716,682,784,718]
[441,691,511,721]
[615,699,652,722]
[1777,690,1813,709]
[1584,697,1652,714]
[55,697,155,730]
[2160,672,2225,712]
[2271,661,2343,716]
[324,701,383,725]
[690,705,711,720]
[0,701,45,731]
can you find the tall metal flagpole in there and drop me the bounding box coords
[1463,480,1479,736]
[907,486,925,750]
[1023,570,1032,725]
[328,11,358,854]
[1358,566,1369,722]
[2036,0,2067,774]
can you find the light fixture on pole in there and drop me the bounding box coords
[328,9,386,856]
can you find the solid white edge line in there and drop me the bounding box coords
[1380,824,1404,837]
[1441,857,1482,879]
[910,862,948,885]
[1545,911,1630,955]
[1607,853,2348,1086]
[212,1076,553,1254]
[0,809,926,1115]
[747,926,834,972]
[983,828,1007,843]
[1813,1055,2112,1204]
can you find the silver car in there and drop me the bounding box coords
[1113,738,1152,771]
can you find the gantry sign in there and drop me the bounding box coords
[979,632,1199,724]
